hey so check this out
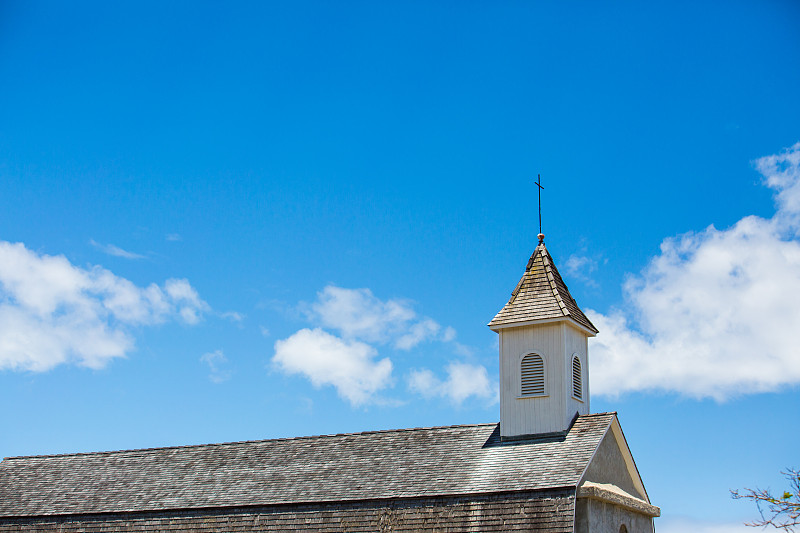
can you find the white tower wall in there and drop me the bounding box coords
[499,320,590,439]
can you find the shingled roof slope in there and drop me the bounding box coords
[0,413,615,518]
[489,242,598,333]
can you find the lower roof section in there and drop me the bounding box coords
[0,489,577,532]
[0,413,615,518]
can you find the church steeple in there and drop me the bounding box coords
[489,236,598,440]
[489,237,598,336]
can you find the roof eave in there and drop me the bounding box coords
[488,316,597,336]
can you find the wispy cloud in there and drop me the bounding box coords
[89,239,145,260]
[408,362,497,405]
[564,253,599,286]
[307,286,446,349]
[163,279,209,325]
[165,233,182,242]
[219,311,245,323]
[273,286,478,406]
[0,241,209,371]
[200,349,232,383]
[590,142,800,401]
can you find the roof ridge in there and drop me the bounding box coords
[540,246,571,316]
[508,243,545,301]
[1,421,501,462]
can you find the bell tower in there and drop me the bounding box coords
[489,234,598,440]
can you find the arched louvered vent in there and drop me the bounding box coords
[521,354,545,396]
[572,355,582,400]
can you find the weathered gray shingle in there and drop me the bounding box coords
[0,413,614,518]
[488,243,598,333]
[0,490,577,532]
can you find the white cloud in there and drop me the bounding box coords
[307,286,446,349]
[590,142,800,400]
[273,328,392,407]
[395,318,441,350]
[89,239,145,260]
[200,349,231,383]
[165,233,182,242]
[274,287,471,406]
[408,362,496,405]
[164,278,209,324]
[757,141,800,227]
[0,241,209,371]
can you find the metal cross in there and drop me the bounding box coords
[534,174,544,236]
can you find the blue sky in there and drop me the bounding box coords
[1,1,799,531]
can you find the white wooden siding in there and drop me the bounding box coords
[564,324,590,417]
[500,320,589,438]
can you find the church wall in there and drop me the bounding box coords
[500,322,567,437]
[582,429,643,500]
[0,490,576,533]
[574,498,654,533]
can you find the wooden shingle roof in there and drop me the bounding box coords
[0,413,615,518]
[488,242,598,334]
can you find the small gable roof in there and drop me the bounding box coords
[489,242,598,334]
[0,413,615,518]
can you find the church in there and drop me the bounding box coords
[0,235,659,532]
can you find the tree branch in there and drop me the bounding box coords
[732,468,800,532]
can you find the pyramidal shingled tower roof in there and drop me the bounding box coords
[488,240,598,335]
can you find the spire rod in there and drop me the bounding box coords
[534,174,544,244]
